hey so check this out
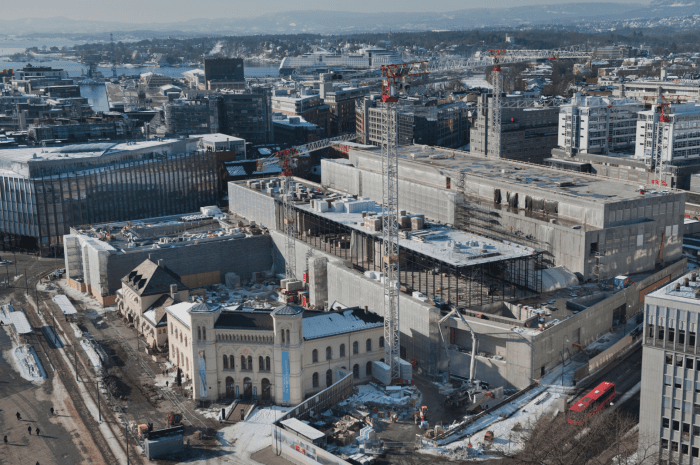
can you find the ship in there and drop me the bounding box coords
[278,46,403,75]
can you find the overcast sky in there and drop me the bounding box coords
[4,0,652,23]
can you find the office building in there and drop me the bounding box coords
[639,271,700,464]
[636,103,700,166]
[203,57,245,91]
[271,89,330,137]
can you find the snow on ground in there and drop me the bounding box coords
[462,75,492,89]
[339,383,417,406]
[70,322,83,338]
[80,339,102,369]
[4,341,46,382]
[186,406,289,464]
[57,280,100,306]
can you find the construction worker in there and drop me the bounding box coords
[27,425,31,435]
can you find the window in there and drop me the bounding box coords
[247,356,252,371]
[680,330,686,345]
[241,355,246,370]
[229,355,235,371]
[286,329,290,344]
[223,354,229,369]
[312,349,318,363]
[662,439,669,450]
[672,441,679,453]
[677,355,684,368]
[281,329,285,344]
[688,358,695,370]
[340,344,345,357]
[198,327,201,340]
[674,420,680,431]
[379,336,385,348]
[326,346,332,360]
[669,328,675,343]
[353,341,359,355]
[663,418,670,428]
[180,333,183,343]
[691,332,697,347]
[366,339,372,352]
[259,356,264,371]
[312,372,319,388]
[202,327,206,340]
[366,361,372,377]
[666,354,673,365]
[266,356,270,371]
[171,324,173,335]
[675,377,683,389]
[326,369,333,387]
[185,336,187,347]
[353,364,360,379]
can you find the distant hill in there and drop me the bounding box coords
[2,2,700,37]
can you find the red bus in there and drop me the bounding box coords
[567,381,615,426]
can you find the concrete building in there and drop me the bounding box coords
[13,64,68,81]
[63,211,274,306]
[595,45,636,61]
[471,92,559,163]
[140,73,171,88]
[639,271,700,464]
[319,145,685,282]
[166,303,384,404]
[356,95,470,148]
[158,96,211,136]
[558,94,643,155]
[197,134,246,159]
[271,90,330,138]
[272,115,322,146]
[614,79,700,102]
[319,80,369,135]
[203,57,245,91]
[635,103,700,166]
[0,138,217,251]
[28,115,133,142]
[226,174,687,389]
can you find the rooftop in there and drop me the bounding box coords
[649,271,700,304]
[297,201,538,267]
[122,259,188,297]
[214,311,274,330]
[302,307,383,340]
[347,145,679,204]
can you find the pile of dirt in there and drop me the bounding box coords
[103,374,132,400]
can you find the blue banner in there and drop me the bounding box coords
[282,350,290,402]
[198,350,207,397]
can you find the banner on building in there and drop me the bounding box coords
[198,350,207,397]
[282,350,290,402]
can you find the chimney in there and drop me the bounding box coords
[170,284,178,299]
[684,277,690,287]
[157,259,163,267]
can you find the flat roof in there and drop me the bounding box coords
[53,295,78,315]
[279,418,325,441]
[349,146,680,203]
[649,272,700,304]
[9,311,31,334]
[297,202,538,266]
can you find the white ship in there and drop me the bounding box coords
[279,46,403,75]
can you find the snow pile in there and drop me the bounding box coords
[339,383,416,406]
[70,322,83,338]
[11,345,46,381]
[81,339,103,369]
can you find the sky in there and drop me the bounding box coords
[2,0,652,23]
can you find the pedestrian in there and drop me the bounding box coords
[165,381,168,388]
[3,435,7,445]
[27,425,31,435]
[35,428,40,436]
[50,407,54,416]
[15,412,20,421]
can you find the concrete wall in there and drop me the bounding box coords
[228,182,279,230]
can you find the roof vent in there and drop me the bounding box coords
[695,288,700,299]
[693,272,697,282]
[684,277,690,287]
[675,282,681,291]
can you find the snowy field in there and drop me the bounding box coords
[186,406,289,464]
[339,383,418,407]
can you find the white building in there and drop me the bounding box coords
[635,103,700,165]
[640,271,700,464]
[197,133,246,159]
[558,94,642,155]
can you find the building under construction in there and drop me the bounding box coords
[0,138,218,251]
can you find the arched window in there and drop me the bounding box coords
[223,354,229,369]
[326,369,333,387]
[366,361,373,377]
[312,372,319,388]
[366,339,372,352]
[281,329,285,344]
[286,329,290,344]
[184,336,187,347]
[340,344,345,357]
[198,327,201,340]
[353,341,359,355]
[259,356,264,371]
[170,324,173,335]
[353,364,360,379]
[265,356,270,371]
[171,344,175,356]
[186,358,189,371]
[229,355,235,370]
[379,336,385,348]
[180,333,183,343]
[202,327,206,340]
[312,349,318,363]
[247,356,252,371]
[241,355,246,370]
[326,346,332,360]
